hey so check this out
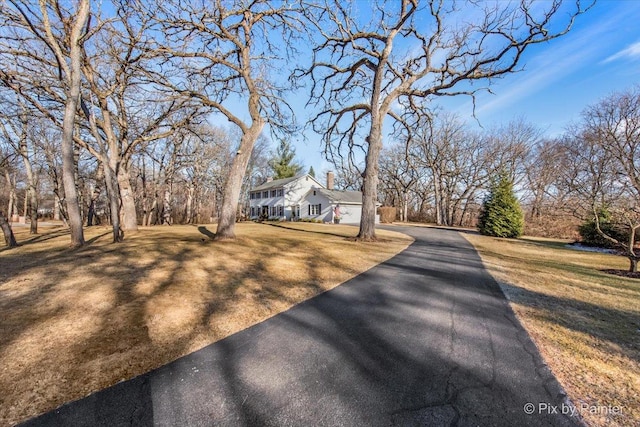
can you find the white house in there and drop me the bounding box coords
[249,174,325,220]
[301,187,365,224]
[249,172,378,224]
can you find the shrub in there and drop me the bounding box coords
[378,206,397,223]
[578,208,630,248]
[478,173,524,238]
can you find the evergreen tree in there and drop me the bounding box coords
[308,165,315,178]
[478,173,524,238]
[268,139,303,179]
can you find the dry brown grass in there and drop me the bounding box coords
[463,233,640,427]
[0,222,413,426]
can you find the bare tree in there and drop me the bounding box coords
[85,161,104,226]
[1,2,198,242]
[379,143,419,222]
[0,102,41,233]
[388,114,533,227]
[0,210,17,247]
[78,3,198,236]
[410,113,469,226]
[301,0,591,240]
[332,157,364,192]
[148,0,300,239]
[0,153,18,247]
[36,125,66,222]
[571,87,640,272]
[522,138,566,220]
[42,0,88,246]
[1,151,19,222]
[1,0,90,247]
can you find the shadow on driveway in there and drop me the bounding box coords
[20,226,581,427]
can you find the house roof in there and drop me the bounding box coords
[316,188,363,204]
[252,175,303,191]
[253,174,325,191]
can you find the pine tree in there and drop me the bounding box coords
[308,166,315,178]
[269,139,303,179]
[478,173,524,238]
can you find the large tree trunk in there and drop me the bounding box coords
[28,184,37,234]
[103,162,123,242]
[629,257,638,273]
[0,213,17,248]
[87,163,104,226]
[5,171,17,220]
[53,193,61,220]
[61,92,84,247]
[117,164,138,231]
[215,125,263,240]
[403,191,409,223]
[433,176,444,226]
[19,108,38,234]
[358,126,382,241]
[56,0,89,248]
[22,179,38,233]
[162,183,173,225]
[146,197,157,226]
[185,184,195,224]
[86,186,100,226]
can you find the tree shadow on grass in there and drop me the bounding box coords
[499,281,640,361]
[600,269,640,280]
[0,227,68,253]
[197,226,216,240]
[264,221,361,239]
[18,226,587,427]
[3,223,403,426]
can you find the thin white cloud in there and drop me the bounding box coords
[603,41,640,63]
[455,5,629,118]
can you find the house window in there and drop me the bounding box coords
[309,204,321,215]
[270,206,278,216]
[271,189,277,197]
[277,189,283,197]
[250,207,255,216]
[263,191,269,198]
[278,205,284,216]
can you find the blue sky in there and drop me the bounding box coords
[290,0,640,176]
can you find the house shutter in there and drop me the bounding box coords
[308,205,311,215]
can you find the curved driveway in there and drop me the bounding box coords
[22,226,580,426]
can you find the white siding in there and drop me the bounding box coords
[300,190,369,224]
[249,175,324,220]
[301,190,332,222]
[337,205,362,224]
[249,191,285,219]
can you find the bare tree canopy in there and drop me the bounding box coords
[147,0,302,239]
[299,0,592,240]
[567,86,640,272]
[0,0,91,247]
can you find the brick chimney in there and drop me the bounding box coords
[326,171,334,190]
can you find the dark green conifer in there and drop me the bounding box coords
[478,173,524,238]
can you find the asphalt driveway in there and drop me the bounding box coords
[21,226,580,426]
